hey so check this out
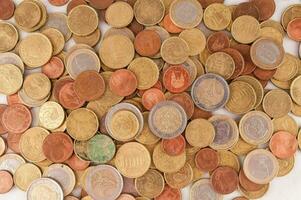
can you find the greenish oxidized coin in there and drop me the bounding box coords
[87,134,116,164]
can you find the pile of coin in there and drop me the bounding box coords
[0,0,301,200]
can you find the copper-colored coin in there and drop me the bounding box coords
[154,185,181,200]
[117,194,135,200]
[67,0,87,14]
[191,107,212,120]
[198,0,224,8]
[233,2,259,20]
[211,166,238,194]
[287,18,301,41]
[239,169,264,192]
[195,148,219,172]
[74,70,105,101]
[162,135,186,156]
[6,93,22,106]
[163,65,191,93]
[53,76,73,101]
[0,105,7,134]
[89,0,114,9]
[65,154,90,171]
[134,30,161,57]
[2,104,32,134]
[269,131,298,159]
[232,44,257,75]
[0,0,14,20]
[221,48,245,79]
[6,133,21,153]
[42,132,73,163]
[122,177,139,197]
[48,0,69,6]
[59,82,85,110]
[0,170,13,194]
[163,14,183,34]
[142,88,165,110]
[207,31,230,53]
[252,0,275,21]
[109,69,138,97]
[42,56,65,79]
[253,68,276,80]
[168,92,194,119]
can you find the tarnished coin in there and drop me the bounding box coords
[269,131,298,159]
[195,147,219,172]
[14,163,41,191]
[0,64,23,95]
[272,115,298,136]
[154,185,181,200]
[0,153,25,174]
[239,183,269,199]
[135,112,160,145]
[243,149,279,184]
[23,73,51,101]
[42,56,65,79]
[209,115,239,150]
[169,0,203,29]
[134,0,165,26]
[149,101,187,139]
[191,73,230,111]
[164,162,193,189]
[239,169,264,192]
[206,31,230,53]
[39,101,65,130]
[190,178,222,200]
[273,53,299,82]
[41,28,65,56]
[0,170,13,194]
[135,169,164,198]
[58,82,85,110]
[0,22,18,53]
[0,0,14,20]
[43,164,76,196]
[74,140,89,161]
[277,156,294,177]
[217,150,240,172]
[27,178,64,200]
[73,29,100,47]
[233,2,259,20]
[291,75,301,106]
[239,111,273,145]
[161,37,190,64]
[203,3,231,31]
[179,28,206,56]
[230,137,256,156]
[211,166,239,194]
[162,135,186,156]
[281,4,301,30]
[134,30,161,57]
[105,2,134,28]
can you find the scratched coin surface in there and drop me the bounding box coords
[27,178,64,200]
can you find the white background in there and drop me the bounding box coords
[1,0,301,199]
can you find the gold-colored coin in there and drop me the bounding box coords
[271,78,292,90]
[185,118,215,148]
[73,29,101,47]
[291,75,301,105]
[235,75,264,108]
[261,20,286,36]
[20,127,49,162]
[238,184,269,199]
[281,4,301,30]
[161,36,190,65]
[153,143,186,173]
[263,89,292,118]
[39,101,65,130]
[0,22,19,53]
[292,102,301,116]
[164,162,193,189]
[205,52,235,80]
[277,156,294,177]
[115,142,151,178]
[108,110,140,141]
[81,196,93,200]
[66,108,99,141]
[67,5,98,36]
[217,150,240,172]
[135,112,160,145]
[144,142,158,170]
[99,35,135,69]
[231,15,260,44]
[135,169,165,198]
[199,48,211,66]
[134,0,165,26]
[21,0,47,32]
[23,73,51,100]
[191,56,205,77]
[225,81,256,114]
[105,2,134,28]
[259,27,283,44]
[14,1,41,29]
[41,28,65,56]
[18,88,50,108]
[203,3,231,31]
[136,197,150,200]
[272,115,298,136]
[0,137,6,156]
[103,27,135,42]
[128,57,159,90]
[186,146,203,182]
[14,163,42,191]
[274,53,299,81]
[19,33,53,68]
[179,28,206,56]
[230,137,257,156]
[0,64,23,95]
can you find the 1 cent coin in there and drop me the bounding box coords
[195,148,219,172]
[134,30,161,57]
[269,131,298,159]
[0,170,13,194]
[211,166,239,194]
[154,185,181,200]
[0,0,14,20]
[109,69,137,97]
[163,65,191,93]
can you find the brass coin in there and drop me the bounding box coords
[23,73,51,100]
[291,75,301,105]
[185,118,215,148]
[261,19,286,36]
[271,78,292,90]
[239,111,273,145]
[161,36,190,65]
[0,64,23,95]
[259,26,283,44]
[263,89,292,118]
[217,150,240,172]
[42,28,65,56]
[135,169,165,198]
[134,0,165,26]
[179,28,206,56]
[128,57,159,90]
[292,102,301,116]
[14,0,41,29]
[186,146,203,182]
[39,101,65,130]
[0,22,19,53]
[205,52,235,80]
[135,112,160,145]
[115,142,151,178]
[73,29,101,47]
[20,127,49,163]
[164,162,193,189]
[238,184,269,199]
[67,5,98,36]
[18,88,50,108]
[203,3,231,31]
[225,81,256,114]
[0,52,25,74]
[19,33,53,68]
[66,108,99,141]
[100,35,135,69]
[281,4,301,30]
[103,27,135,42]
[231,15,260,44]
[169,0,203,29]
[277,156,294,177]
[230,138,257,156]
[152,143,186,173]
[274,53,299,81]
[190,179,222,200]
[14,163,41,191]
[105,2,134,28]
[272,115,298,136]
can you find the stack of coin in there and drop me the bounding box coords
[0,0,300,200]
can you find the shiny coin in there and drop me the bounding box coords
[14,163,41,191]
[269,131,298,159]
[39,101,65,130]
[108,69,137,97]
[0,64,23,95]
[203,3,231,31]
[163,65,191,93]
[190,178,222,200]
[134,0,165,26]
[230,137,257,156]
[0,170,13,194]
[27,178,64,200]
[277,156,295,177]
[0,153,25,174]
[0,22,18,53]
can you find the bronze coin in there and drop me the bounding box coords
[233,2,259,20]
[7,133,22,153]
[128,18,144,36]
[191,106,212,120]
[89,0,114,9]
[287,18,301,41]
[52,76,74,101]
[134,30,161,57]
[154,185,181,200]
[195,148,219,172]
[0,0,14,20]
[0,170,13,194]
[48,0,69,6]
[0,105,7,134]
[221,48,245,79]
[269,131,298,159]
[42,132,73,163]
[42,56,65,79]
[239,169,264,192]
[59,81,85,110]
[109,69,138,97]
[64,153,90,171]
[251,0,276,21]
[168,92,195,119]
[253,68,276,81]
[232,44,257,75]
[207,31,230,53]
[211,166,239,194]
